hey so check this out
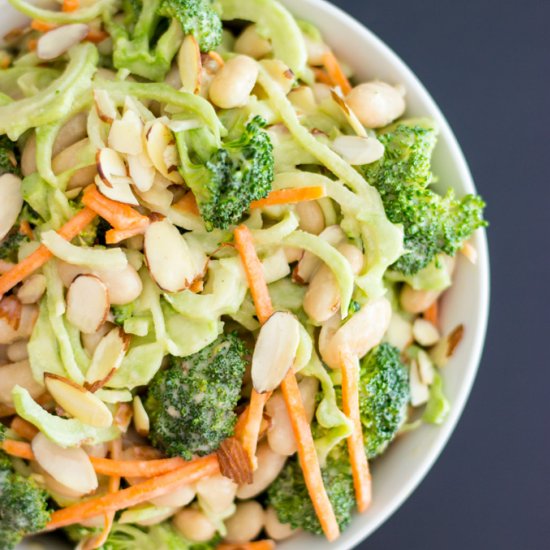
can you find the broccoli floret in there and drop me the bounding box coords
[357,343,410,458]
[0,232,28,263]
[176,116,274,230]
[0,135,20,176]
[112,303,135,326]
[268,444,355,535]
[0,451,51,550]
[157,0,222,53]
[145,332,246,459]
[362,119,487,275]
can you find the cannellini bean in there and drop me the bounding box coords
[52,138,97,190]
[265,506,297,541]
[83,442,109,458]
[0,174,23,241]
[303,243,364,324]
[284,246,303,264]
[34,463,86,500]
[150,484,195,508]
[173,508,217,543]
[209,55,259,109]
[236,443,287,499]
[320,297,392,369]
[346,81,406,128]
[6,341,28,362]
[312,82,332,103]
[0,360,43,405]
[400,286,441,314]
[266,377,318,456]
[224,501,265,544]
[234,25,272,59]
[196,474,237,515]
[17,273,47,304]
[384,312,413,350]
[296,200,325,235]
[0,305,38,345]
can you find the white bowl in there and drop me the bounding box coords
[1,0,489,548]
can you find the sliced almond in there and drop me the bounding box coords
[17,273,47,304]
[93,89,117,124]
[0,360,43,406]
[144,219,200,292]
[178,34,202,94]
[251,311,301,393]
[127,152,156,192]
[36,24,89,60]
[331,135,385,165]
[0,295,22,330]
[96,147,128,187]
[260,59,295,95]
[384,312,413,351]
[44,373,113,428]
[429,324,464,368]
[32,432,98,494]
[288,86,317,114]
[85,327,129,386]
[412,318,441,347]
[66,275,109,335]
[417,349,435,385]
[108,109,144,155]
[461,241,478,264]
[164,118,202,133]
[113,402,133,433]
[409,360,429,407]
[330,90,368,137]
[144,121,183,183]
[132,395,149,436]
[95,174,139,206]
[217,437,253,485]
[6,341,29,362]
[0,173,23,240]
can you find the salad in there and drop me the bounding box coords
[0,0,487,548]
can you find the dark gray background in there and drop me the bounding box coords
[323,1,549,549]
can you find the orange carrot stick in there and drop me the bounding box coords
[30,20,56,32]
[105,226,146,245]
[2,439,34,460]
[218,541,275,550]
[423,300,439,328]
[62,0,79,12]
[10,417,38,441]
[82,185,150,232]
[249,186,326,209]
[0,207,97,296]
[27,39,37,52]
[173,192,200,216]
[240,390,271,470]
[89,456,187,478]
[18,220,34,240]
[280,371,340,541]
[341,354,371,513]
[312,67,333,86]
[322,51,352,95]
[46,455,220,530]
[85,29,109,44]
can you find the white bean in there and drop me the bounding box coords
[304,36,329,66]
[0,305,38,345]
[0,174,23,241]
[17,273,46,304]
[296,200,325,235]
[400,285,441,314]
[346,81,406,128]
[224,501,265,544]
[150,484,195,508]
[209,55,259,109]
[265,506,297,541]
[236,442,287,499]
[234,25,272,59]
[52,138,97,190]
[0,360,43,405]
[173,508,217,543]
[196,474,237,515]
[6,340,28,362]
[320,297,392,369]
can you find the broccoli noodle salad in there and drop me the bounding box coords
[0,0,487,547]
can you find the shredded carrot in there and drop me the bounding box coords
[105,226,146,245]
[62,0,80,12]
[423,300,439,328]
[30,20,56,32]
[27,39,37,52]
[312,67,333,86]
[89,456,187,478]
[0,207,97,297]
[82,185,150,232]
[0,57,10,70]
[19,220,34,240]
[208,51,225,67]
[2,439,34,460]
[240,390,271,470]
[250,186,326,209]
[321,51,352,95]
[85,29,109,44]
[173,192,200,216]
[10,417,38,441]
[341,354,371,513]
[217,541,275,550]
[46,455,220,530]
[281,372,340,541]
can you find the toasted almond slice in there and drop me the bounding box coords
[0,360,43,406]
[330,90,368,137]
[162,143,180,176]
[430,324,464,368]
[133,395,149,436]
[0,173,23,240]
[164,118,202,133]
[7,341,28,362]
[409,360,429,407]
[66,275,109,335]
[144,121,183,184]
[417,349,435,385]
[331,135,385,165]
[96,147,127,187]
[251,311,301,393]
[128,152,156,192]
[44,373,113,428]
[288,86,317,114]
[217,437,253,486]
[95,174,139,206]
[85,327,129,385]
[144,219,199,292]
[32,432,98,494]
[36,24,89,60]
[0,295,22,330]
[108,109,144,155]
[17,273,47,305]
[412,318,441,347]
[178,34,202,94]
[260,59,295,95]
[461,241,478,264]
[93,89,117,124]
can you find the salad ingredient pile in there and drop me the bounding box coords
[0,0,487,548]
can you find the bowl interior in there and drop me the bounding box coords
[1,0,489,548]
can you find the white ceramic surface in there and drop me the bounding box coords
[1,0,489,548]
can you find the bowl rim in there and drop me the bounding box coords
[278,0,490,547]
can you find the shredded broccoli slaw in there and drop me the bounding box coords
[0,0,487,548]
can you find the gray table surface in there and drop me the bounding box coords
[331,0,549,549]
